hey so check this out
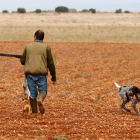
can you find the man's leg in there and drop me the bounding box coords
[37,92,46,114]
[26,75,38,113]
[29,97,38,113]
[37,75,47,114]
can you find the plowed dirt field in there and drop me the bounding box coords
[1,42,140,140]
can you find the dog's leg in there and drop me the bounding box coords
[120,101,130,113]
[132,100,140,116]
[124,103,130,112]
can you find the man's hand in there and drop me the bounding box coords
[52,81,56,85]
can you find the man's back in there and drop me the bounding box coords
[24,41,48,75]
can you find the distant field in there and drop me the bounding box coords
[0,13,140,43]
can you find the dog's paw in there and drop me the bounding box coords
[137,113,140,116]
[121,111,126,114]
[126,109,130,112]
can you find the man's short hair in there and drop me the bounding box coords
[34,30,44,40]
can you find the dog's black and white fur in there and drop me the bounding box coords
[114,82,140,116]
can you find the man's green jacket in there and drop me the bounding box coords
[20,40,56,81]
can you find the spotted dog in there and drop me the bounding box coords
[114,82,140,116]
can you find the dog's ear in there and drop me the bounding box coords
[132,86,138,94]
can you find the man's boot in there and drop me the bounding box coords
[37,92,46,114]
[29,97,38,113]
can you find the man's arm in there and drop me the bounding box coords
[20,46,27,65]
[47,46,56,82]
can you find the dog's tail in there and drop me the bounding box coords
[114,82,121,89]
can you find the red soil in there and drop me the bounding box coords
[0,41,140,140]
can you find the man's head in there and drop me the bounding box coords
[34,30,44,41]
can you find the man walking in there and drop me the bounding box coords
[20,30,56,114]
